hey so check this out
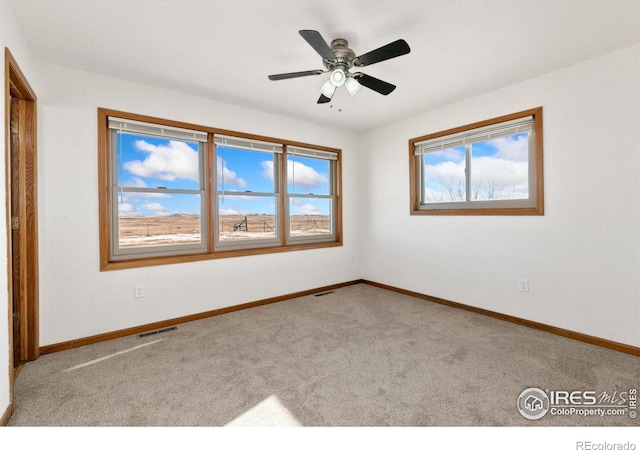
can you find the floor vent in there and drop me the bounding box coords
[139,326,177,338]
[314,291,334,297]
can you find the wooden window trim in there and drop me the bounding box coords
[98,108,342,271]
[409,107,544,216]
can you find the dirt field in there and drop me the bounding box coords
[118,213,330,247]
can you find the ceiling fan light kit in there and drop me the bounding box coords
[268,30,410,104]
[329,68,346,87]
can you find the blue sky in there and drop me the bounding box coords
[116,133,331,217]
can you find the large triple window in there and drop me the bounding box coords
[409,107,543,215]
[99,109,342,270]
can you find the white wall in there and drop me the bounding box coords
[0,0,38,419]
[360,44,640,347]
[32,62,361,346]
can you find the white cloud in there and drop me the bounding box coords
[218,156,247,187]
[291,202,321,215]
[288,160,328,191]
[491,135,529,162]
[117,202,141,217]
[142,201,170,216]
[470,157,529,196]
[262,160,327,192]
[261,161,274,180]
[439,147,465,162]
[219,208,240,215]
[124,140,199,181]
[424,160,465,180]
[123,176,149,188]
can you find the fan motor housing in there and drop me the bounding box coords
[324,38,356,70]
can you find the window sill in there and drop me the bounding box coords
[410,205,544,216]
[100,240,343,271]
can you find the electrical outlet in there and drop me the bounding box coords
[324,259,330,269]
[518,279,529,293]
[135,284,145,298]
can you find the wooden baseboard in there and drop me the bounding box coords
[40,280,362,355]
[0,402,12,426]
[39,278,639,358]
[362,280,640,357]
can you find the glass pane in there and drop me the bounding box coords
[116,132,200,190]
[422,146,466,203]
[217,195,277,242]
[216,147,276,193]
[287,155,330,195]
[289,197,332,238]
[470,133,530,201]
[117,193,202,248]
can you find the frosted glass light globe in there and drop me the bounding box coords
[330,69,346,87]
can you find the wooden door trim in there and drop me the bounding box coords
[4,47,38,416]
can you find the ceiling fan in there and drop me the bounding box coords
[268,30,411,104]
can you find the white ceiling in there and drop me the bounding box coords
[8,0,640,132]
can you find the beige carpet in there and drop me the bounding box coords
[7,284,639,426]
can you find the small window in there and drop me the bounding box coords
[286,147,338,244]
[410,107,543,215]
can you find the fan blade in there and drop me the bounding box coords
[355,39,410,67]
[268,70,324,81]
[299,30,336,61]
[354,73,396,95]
[317,94,332,104]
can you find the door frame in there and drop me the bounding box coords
[4,47,39,409]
